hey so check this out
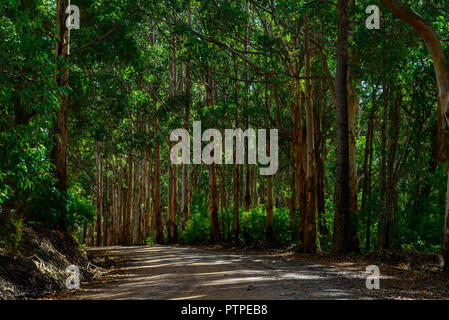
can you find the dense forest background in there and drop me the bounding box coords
[1,0,449,269]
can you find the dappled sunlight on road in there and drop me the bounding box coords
[66,246,374,300]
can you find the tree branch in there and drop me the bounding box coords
[69,8,138,57]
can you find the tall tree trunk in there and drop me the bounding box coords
[314,79,328,249]
[303,21,317,253]
[103,160,109,246]
[264,80,274,242]
[181,62,191,232]
[88,223,94,247]
[289,164,297,240]
[233,158,240,244]
[95,141,103,246]
[292,77,306,251]
[437,96,446,165]
[332,0,352,254]
[382,90,402,249]
[133,156,139,244]
[362,85,376,251]
[52,0,70,231]
[125,150,133,245]
[232,55,240,244]
[209,163,220,242]
[145,153,152,241]
[206,70,220,243]
[244,1,251,212]
[166,27,178,244]
[120,170,126,244]
[152,120,164,244]
[167,164,178,243]
[252,166,258,208]
[347,78,360,252]
[378,79,388,248]
[347,0,360,253]
[109,164,116,246]
[139,156,146,244]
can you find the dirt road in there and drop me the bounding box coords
[60,245,380,300]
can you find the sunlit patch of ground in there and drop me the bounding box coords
[45,244,449,300]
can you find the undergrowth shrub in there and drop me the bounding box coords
[240,206,294,245]
[181,205,297,246]
[181,211,211,244]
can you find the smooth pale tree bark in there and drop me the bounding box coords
[381,0,449,268]
[133,156,140,243]
[209,160,220,243]
[152,120,164,244]
[125,149,133,245]
[145,152,152,240]
[104,160,109,246]
[205,69,220,243]
[116,169,121,245]
[181,63,191,232]
[332,0,352,254]
[139,153,145,244]
[120,169,126,244]
[139,156,146,244]
[109,162,117,246]
[167,43,178,243]
[181,13,192,232]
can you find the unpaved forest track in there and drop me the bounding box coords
[59,245,379,300]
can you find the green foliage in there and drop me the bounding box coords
[240,206,295,245]
[0,0,59,250]
[25,185,95,231]
[67,189,96,231]
[181,211,211,244]
[25,185,66,228]
[2,0,449,256]
[396,164,448,251]
[181,205,297,246]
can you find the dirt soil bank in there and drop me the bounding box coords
[53,245,449,300]
[0,225,103,299]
